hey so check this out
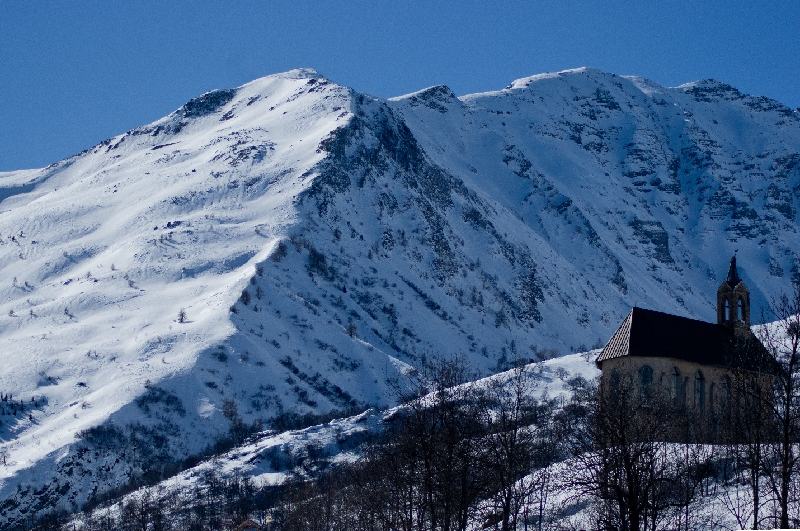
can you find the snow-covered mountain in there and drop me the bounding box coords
[0,67,798,523]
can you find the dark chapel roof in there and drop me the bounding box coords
[596,307,773,373]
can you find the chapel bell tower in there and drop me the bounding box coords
[717,255,751,335]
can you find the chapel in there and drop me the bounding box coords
[595,256,774,441]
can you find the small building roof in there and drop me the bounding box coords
[596,307,773,373]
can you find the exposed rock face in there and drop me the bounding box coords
[0,67,798,524]
[392,68,800,325]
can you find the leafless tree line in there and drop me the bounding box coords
[26,286,800,531]
[275,357,562,531]
[63,470,278,531]
[59,359,562,531]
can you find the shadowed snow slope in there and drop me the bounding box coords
[72,351,601,520]
[0,67,799,523]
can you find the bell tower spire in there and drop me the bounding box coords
[717,255,751,334]
[726,254,741,287]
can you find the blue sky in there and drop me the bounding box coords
[1,0,798,171]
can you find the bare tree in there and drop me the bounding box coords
[758,284,800,529]
[481,365,556,531]
[725,366,771,529]
[399,356,488,531]
[120,490,154,531]
[559,371,707,531]
[273,357,492,531]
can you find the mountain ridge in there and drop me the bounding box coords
[0,66,798,524]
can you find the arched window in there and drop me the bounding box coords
[672,367,682,408]
[604,369,622,409]
[684,377,690,409]
[640,365,653,403]
[724,299,730,321]
[694,370,706,412]
[709,383,716,415]
[738,298,745,321]
[747,378,761,409]
[721,375,732,415]
[610,369,620,390]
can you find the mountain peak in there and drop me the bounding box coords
[678,78,735,90]
[244,67,325,83]
[504,67,610,91]
[390,85,459,112]
[286,67,323,78]
[234,68,332,98]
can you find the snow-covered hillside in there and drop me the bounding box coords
[67,351,601,526]
[0,67,798,523]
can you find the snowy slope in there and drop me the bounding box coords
[67,351,601,523]
[0,67,798,523]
